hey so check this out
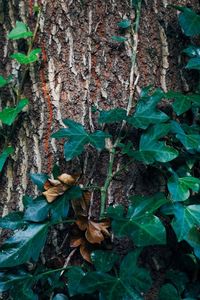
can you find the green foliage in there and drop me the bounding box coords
[67,250,152,299]
[128,88,169,129]
[52,119,110,160]
[98,108,127,124]
[0,74,12,88]
[111,36,128,42]
[11,49,41,64]
[117,19,131,29]
[175,7,200,36]
[0,98,29,125]
[8,21,33,40]
[0,146,14,172]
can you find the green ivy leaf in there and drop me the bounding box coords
[167,174,200,202]
[30,173,49,191]
[128,88,169,129]
[0,270,32,292]
[0,146,14,172]
[109,194,167,246]
[133,131,178,164]
[0,98,29,126]
[159,284,180,300]
[91,250,119,273]
[187,227,200,259]
[186,57,200,70]
[52,119,110,161]
[67,250,151,299]
[0,212,25,230]
[111,36,128,42]
[165,91,200,115]
[175,7,200,36]
[0,223,49,267]
[171,203,200,242]
[53,294,68,300]
[183,46,200,58]
[98,108,127,124]
[23,196,49,222]
[0,75,12,88]
[117,19,131,29]
[8,21,33,40]
[171,121,200,152]
[11,49,41,64]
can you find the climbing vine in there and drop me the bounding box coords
[0,3,200,300]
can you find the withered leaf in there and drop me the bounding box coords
[76,217,110,244]
[70,236,92,263]
[43,173,76,203]
[72,191,91,217]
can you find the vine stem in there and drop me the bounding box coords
[99,1,142,219]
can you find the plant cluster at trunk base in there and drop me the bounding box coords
[0,3,200,300]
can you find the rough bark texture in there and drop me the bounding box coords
[0,0,199,216]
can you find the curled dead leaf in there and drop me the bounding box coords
[72,191,91,217]
[76,217,110,244]
[70,236,92,263]
[43,173,76,203]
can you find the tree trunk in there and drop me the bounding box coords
[0,0,199,217]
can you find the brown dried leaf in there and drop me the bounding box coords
[76,217,88,231]
[80,243,92,263]
[85,220,110,244]
[58,173,76,185]
[43,184,68,203]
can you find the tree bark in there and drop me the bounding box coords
[0,0,199,217]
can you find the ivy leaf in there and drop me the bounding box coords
[109,194,166,246]
[165,91,200,115]
[0,75,12,88]
[133,131,178,164]
[53,294,69,300]
[98,108,127,124]
[8,21,33,40]
[171,121,200,152]
[171,203,200,242]
[0,212,25,230]
[128,88,169,129]
[175,7,200,36]
[167,174,200,202]
[159,284,180,300]
[23,196,50,222]
[52,119,110,161]
[30,173,49,191]
[90,250,119,273]
[117,19,131,29]
[0,223,49,267]
[183,46,200,58]
[67,267,86,297]
[111,36,128,42]
[0,98,29,126]
[186,57,200,70]
[0,270,32,292]
[187,227,200,259]
[0,146,14,172]
[11,48,41,64]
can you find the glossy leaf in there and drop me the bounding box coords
[91,250,119,273]
[186,57,200,70]
[8,21,33,39]
[30,173,49,191]
[0,270,32,292]
[187,227,200,259]
[109,197,166,246]
[171,203,200,242]
[98,108,127,124]
[159,284,180,300]
[117,19,131,29]
[0,98,29,126]
[0,223,49,267]
[183,46,200,57]
[0,146,14,172]
[11,49,41,64]
[128,88,169,129]
[167,175,200,202]
[67,267,86,296]
[0,75,12,88]
[53,294,69,300]
[133,132,178,164]
[0,212,25,230]
[165,91,200,115]
[177,7,200,36]
[52,119,110,160]
[23,196,49,222]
